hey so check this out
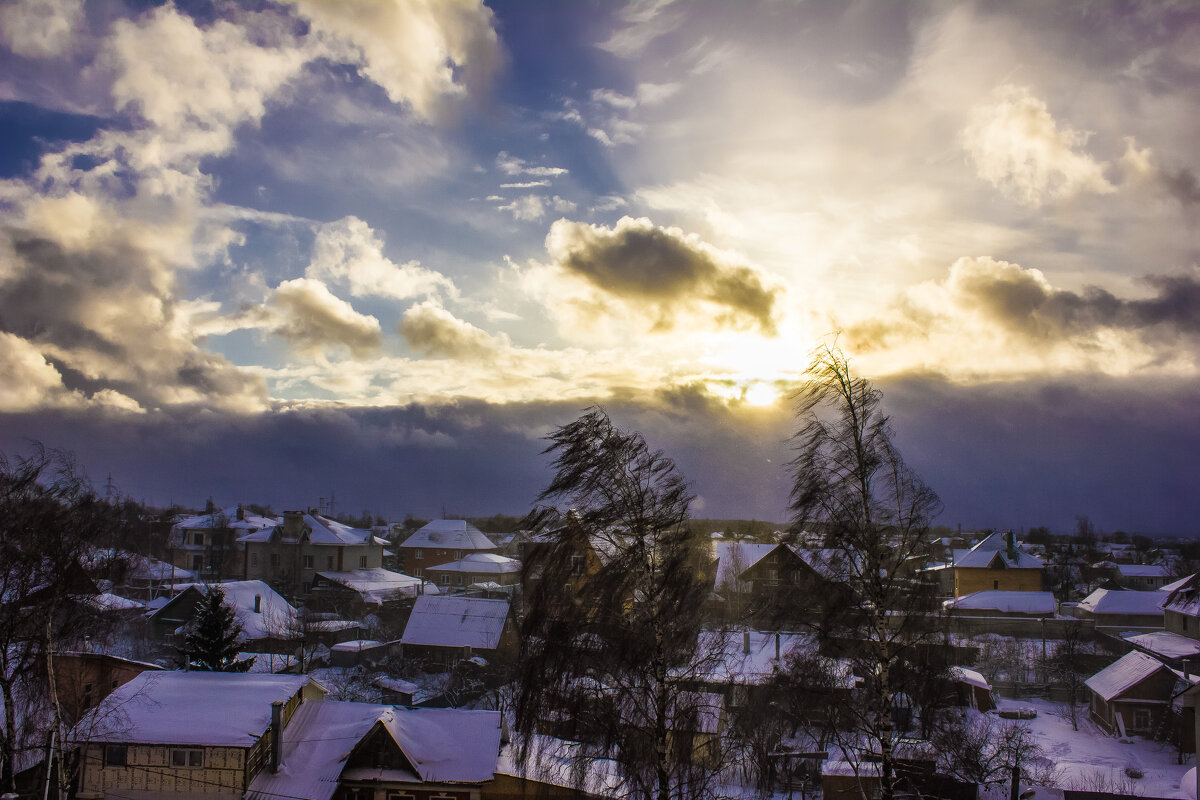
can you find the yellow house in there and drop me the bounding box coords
[952,531,1044,596]
[74,672,325,799]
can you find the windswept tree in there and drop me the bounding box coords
[178,587,255,672]
[785,345,944,800]
[514,408,724,800]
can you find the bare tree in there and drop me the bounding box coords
[1040,620,1088,731]
[514,407,726,800]
[0,446,129,793]
[785,344,944,800]
[931,712,1060,788]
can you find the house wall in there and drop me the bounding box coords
[427,569,519,590]
[485,774,607,800]
[77,743,247,799]
[335,784,478,800]
[243,541,384,597]
[51,654,159,723]
[954,567,1043,596]
[1165,609,1199,639]
[401,544,498,577]
[1089,668,1178,736]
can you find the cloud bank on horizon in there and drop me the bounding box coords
[0,0,1198,532]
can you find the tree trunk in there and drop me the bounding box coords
[1,676,16,793]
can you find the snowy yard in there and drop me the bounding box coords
[995,697,1194,798]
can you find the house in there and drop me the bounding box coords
[1073,588,1165,630]
[1164,574,1200,639]
[147,579,300,651]
[951,531,1044,596]
[942,590,1057,618]
[73,671,326,799]
[710,540,839,620]
[401,595,514,667]
[167,505,278,580]
[425,553,521,593]
[239,511,389,599]
[396,519,499,577]
[48,652,163,725]
[245,702,502,800]
[1085,650,1196,740]
[309,567,436,614]
[1116,563,1173,590]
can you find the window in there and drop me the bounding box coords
[193,532,204,546]
[303,555,314,569]
[456,575,464,585]
[359,556,368,568]
[455,550,463,560]
[270,553,280,568]
[387,794,416,800]
[440,574,450,585]
[571,555,585,575]
[191,555,203,571]
[1133,709,1152,731]
[414,568,422,577]
[83,682,94,709]
[993,580,999,590]
[104,745,127,767]
[171,747,204,768]
[414,549,423,559]
[767,568,779,582]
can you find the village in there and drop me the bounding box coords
[9,493,1200,800]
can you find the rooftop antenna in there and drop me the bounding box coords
[104,473,116,502]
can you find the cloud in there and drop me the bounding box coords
[306,216,456,300]
[495,151,568,177]
[399,301,506,359]
[544,216,780,333]
[496,195,575,221]
[0,194,268,412]
[268,278,383,359]
[0,0,84,58]
[288,0,502,120]
[962,85,1115,207]
[1120,138,1200,208]
[844,256,1200,377]
[599,0,682,58]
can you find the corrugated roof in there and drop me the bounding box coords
[1085,651,1169,701]
[401,595,509,649]
[1117,564,1170,578]
[943,590,1056,615]
[400,519,495,551]
[315,568,433,603]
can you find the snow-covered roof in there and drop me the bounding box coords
[331,640,384,652]
[1117,564,1171,578]
[1085,650,1171,701]
[87,592,144,612]
[953,532,1043,570]
[400,519,495,551]
[159,580,298,640]
[687,629,808,685]
[1164,574,1200,616]
[1124,630,1200,660]
[1162,574,1194,594]
[246,701,500,800]
[943,590,1057,615]
[173,507,278,540]
[315,568,434,603]
[948,666,992,691]
[711,541,779,589]
[123,555,191,582]
[401,595,509,650]
[425,552,521,574]
[75,671,316,745]
[303,514,375,546]
[1078,589,1166,617]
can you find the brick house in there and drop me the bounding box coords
[395,519,498,578]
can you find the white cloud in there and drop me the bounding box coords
[0,0,83,58]
[288,0,501,120]
[306,216,456,301]
[962,85,1115,207]
[495,151,568,177]
[599,0,681,58]
[269,278,383,359]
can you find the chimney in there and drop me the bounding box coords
[237,504,245,521]
[283,510,304,537]
[254,595,262,613]
[743,630,751,655]
[270,701,283,772]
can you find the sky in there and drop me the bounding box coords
[0,0,1198,534]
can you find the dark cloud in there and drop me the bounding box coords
[546,216,779,334]
[0,230,267,411]
[1158,167,1200,207]
[2,371,1196,534]
[398,301,500,359]
[848,257,1200,351]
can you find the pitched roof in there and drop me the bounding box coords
[953,532,1043,569]
[1124,630,1200,660]
[400,519,495,551]
[1164,574,1200,616]
[401,595,509,650]
[74,671,315,745]
[1085,651,1171,701]
[174,506,278,534]
[156,580,298,639]
[711,541,779,589]
[1117,564,1171,578]
[425,552,521,574]
[1078,589,1165,617]
[948,666,991,690]
[314,568,435,603]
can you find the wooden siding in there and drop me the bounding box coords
[953,566,1043,596]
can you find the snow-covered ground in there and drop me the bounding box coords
[996,697,1194,798]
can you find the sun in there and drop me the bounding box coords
[743,382,778,407]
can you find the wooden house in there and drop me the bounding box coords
[951,532,1044,596]
[401,595,514,668]
[73,672,325,799]
[1084,651,1194,739]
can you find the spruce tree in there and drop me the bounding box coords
[179,586,255,672]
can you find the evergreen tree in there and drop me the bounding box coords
[179,586,254,672]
